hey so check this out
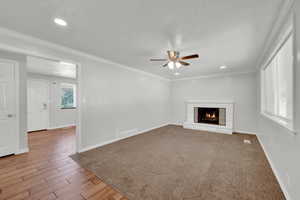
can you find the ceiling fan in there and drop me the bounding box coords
[150,50,199,70]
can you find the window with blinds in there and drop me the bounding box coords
[261,32,294,131]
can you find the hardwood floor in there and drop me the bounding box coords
[0,127,128,200]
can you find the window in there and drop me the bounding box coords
[61,83,76,109]
[261,32,294,131]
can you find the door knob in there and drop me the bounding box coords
[7,114,14,118]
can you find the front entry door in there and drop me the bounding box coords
[27,79,49,132]
[0,59,18,157]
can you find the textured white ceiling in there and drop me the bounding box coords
[27,56,76,79]
[0,0,283,79]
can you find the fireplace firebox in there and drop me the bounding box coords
[194,107,226,126]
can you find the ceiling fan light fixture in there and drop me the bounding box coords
[150,51,199,69]
[54,18,68,26]
[168,61,175,70]
[175,62,182,69]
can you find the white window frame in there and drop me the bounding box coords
[260,28,295,133]
[60,83,77,109]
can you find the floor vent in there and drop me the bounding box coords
[243,139,252,144]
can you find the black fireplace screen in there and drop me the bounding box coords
[198,108,219,124]
[194,107,226,126]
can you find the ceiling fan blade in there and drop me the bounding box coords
[180,54,199,60]
[179,61,190,66]
[162,63,168,67]
[150,58,168,61]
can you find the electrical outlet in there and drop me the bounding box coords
[243,139,252,144]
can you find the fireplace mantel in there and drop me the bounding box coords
[183,101,234,134]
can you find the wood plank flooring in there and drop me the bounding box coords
[0,127,128,200]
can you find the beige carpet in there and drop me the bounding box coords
[71,125,285,200]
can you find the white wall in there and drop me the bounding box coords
[295,0,300,135]
[0,28,171,152]
[27,73,77,129]
[170,72,258,133]
[255,3,300,200]
[81,62,170,148]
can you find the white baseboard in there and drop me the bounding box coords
[169,123,183,126]
[16,148,29,155]
[234,130,257,135]
[47,124,76,130]
[257,135,291,200]
[78,123,169,153]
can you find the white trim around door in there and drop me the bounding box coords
[0,59,20,156]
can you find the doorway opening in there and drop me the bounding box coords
[26,56,79,155]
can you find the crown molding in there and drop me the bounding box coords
[0,27,170,82]
[0,27,260,82]
[171,70,257,82]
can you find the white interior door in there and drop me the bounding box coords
[27,79,49,132]
[0,59,18,157]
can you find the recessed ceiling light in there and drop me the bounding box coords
[220,65,227,69]
[54,18,68,26]
[174,72,180,76]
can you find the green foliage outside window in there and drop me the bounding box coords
[61,85,76,109]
